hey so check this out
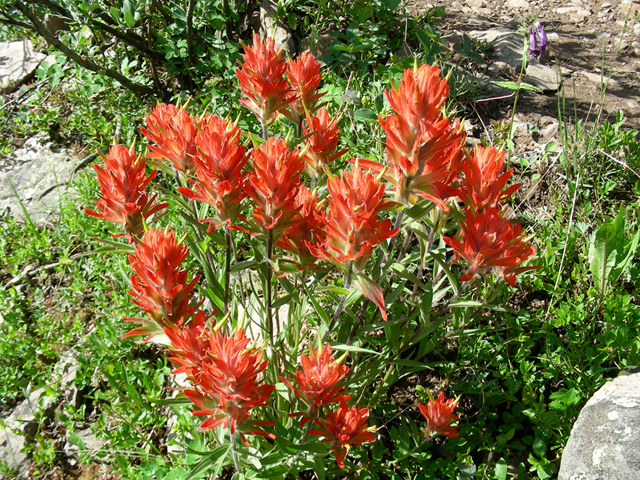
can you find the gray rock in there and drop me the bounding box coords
[559,373,640,480]
[0,427,29,477]
[64,427,107,464]
[0,135,84,224]
[0,39,46,94]
[506,0,530,9]
[0,388,59,477]
[260,0,295,56]
[54,349,82,409]
[524,60,561,92]
[300,34,340,59]
[632,41,640,57]
[468,28,523,69]
[581,71,620,88]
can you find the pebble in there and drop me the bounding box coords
[633,41,640,57]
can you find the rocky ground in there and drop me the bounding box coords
[408,0,640,133]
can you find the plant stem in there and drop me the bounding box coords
[321,266,353,343]
[230,430,242,474]
[261,121,268,141]
[506,52,528,170]
[391,436,431,465]
[285,422,313,475]
[224,227,232,315]
[266,229,274,347]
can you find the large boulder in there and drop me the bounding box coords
[558,371,640,480]
[0,136,84,224]
[0,39,46,94]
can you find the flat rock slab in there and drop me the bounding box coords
[0,39,45,94]
[0,136,83,224]
[559,372,640,480]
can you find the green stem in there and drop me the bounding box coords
[321,266,353,343]
[391,436,431,465]
[261,121,268,141]
[266,229,274,347]
[230,430,241,474]
[506,54,528,170]
[285,422,313,475]
[224,227,232,315]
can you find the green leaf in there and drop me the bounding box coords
[124,10,136,27]
[588,208,627,296]
[331,344,380,356]
[532,437,546,458]
[492,81,543,93]
[352,273,387,320]
[495,457,507,480]
[353,108,378,122]
[186,445,229,480]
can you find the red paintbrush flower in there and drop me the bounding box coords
[140,103,199,172]
[418,391,460,439]
[307,165,398,319]
[456,145,520,214]
[310,401,376,469]
[164,311,209,381]
[443,207,538,286]
[177,116,249,230]
[84,144,166,241]
[282,52,326,125]
[242,137,305,241]
[359,65,464,207]
[183,327,275,446]
[308,165,398,272]
[236,34,292,124]
[302,109,348,179]
[275,185,324,270]
[125,228,199,341]
[280,343,351,425]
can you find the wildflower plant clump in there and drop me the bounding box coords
[85,34,538,477]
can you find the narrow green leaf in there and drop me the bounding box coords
[331,343,380,356]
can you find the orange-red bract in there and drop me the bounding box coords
[126,228,199,341]
[140,103,199,172]
[417,391,460,439]
[308,165,398,273]
[280,343,351,425]
[283,52,326,125]
[242,137,305,241]
[308,165,398,319]
[302,109,348,179]
[85,145,166,241]
[310,401,376,469]
[181,327,275,446]
[443,208,538,285]
[178,116,248,230]
[275,185,324,270]
[457,145,520,213]
[361,64,464,207]
[236,34,292,124]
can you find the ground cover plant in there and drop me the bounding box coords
[2,2,640,480]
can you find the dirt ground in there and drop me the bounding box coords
[406,0,640,132]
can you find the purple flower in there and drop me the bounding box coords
[528,21,549,59]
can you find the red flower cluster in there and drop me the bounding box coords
[275,185,324,270]
[457,146,520,214]
[302,109,348,179]
[308,165,398,318]
[236,34,292,124]
[310,401,376,469]
[243,138,305,241]
[126,228,199,341]
[280,344,350,425]
[444,208,537,286]
[283,52,326,125]
[361,64,464,207]
[85,145,166,240]
[178,116,249,230]
[309,165,398,273]
[166,320,275,445]
[418,391,460,439]
[140,103,199,172]
[282,343,374,468]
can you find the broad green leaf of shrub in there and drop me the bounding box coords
[588,207,640,297]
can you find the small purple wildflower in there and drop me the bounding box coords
[528,21,550,59]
